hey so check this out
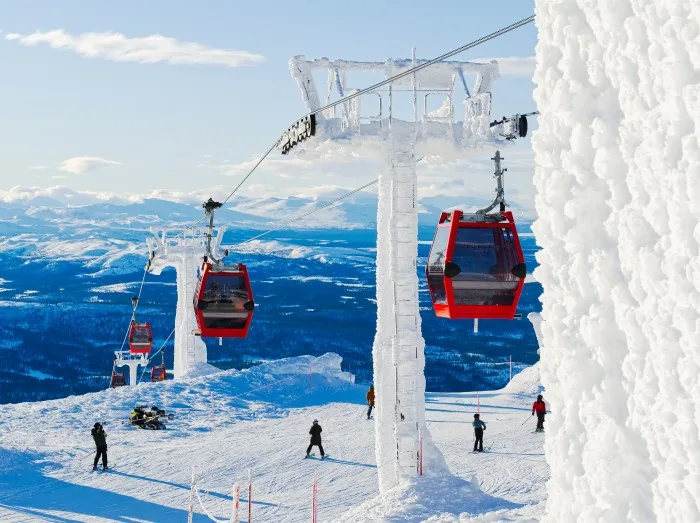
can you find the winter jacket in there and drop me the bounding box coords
[91,427,107,448]
[532,400,546,415]
[473,420,486,431]
[367,388,375,405]
[309,424,323,445]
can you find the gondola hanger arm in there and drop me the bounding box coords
[475,150,507,220]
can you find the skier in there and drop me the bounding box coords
[366,385,375,420]
[473,413,486,452]
[305,419,325,459]
[91,422,108,470]
[532,394,546,432]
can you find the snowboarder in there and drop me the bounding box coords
[532,394,546,432]
[473,413,486,452]
[305,419,325,458]
[91,422,108,470]
[366,385,375,419]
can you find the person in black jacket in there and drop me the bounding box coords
[473,413,486,452]
[305,419,325,458]
[91,422,108,470]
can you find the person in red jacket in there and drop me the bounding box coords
[532,394,546,432]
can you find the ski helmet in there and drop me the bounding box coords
[537,395,543,400]
[473,413,480,418]
[313,419,318,423]
[94,422,101,428]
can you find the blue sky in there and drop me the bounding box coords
[0,1,537,206]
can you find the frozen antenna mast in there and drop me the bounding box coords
[285,51,529,491]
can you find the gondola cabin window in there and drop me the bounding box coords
[450,227,519,307]
[201,274,249,330]
[427,226,450,304]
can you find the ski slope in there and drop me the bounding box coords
[0,354,548,522]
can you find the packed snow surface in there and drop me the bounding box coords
[533,1,700,521]
[0,354,547,521]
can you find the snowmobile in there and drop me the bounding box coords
[129,405,174,430]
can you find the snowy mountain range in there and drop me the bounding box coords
[1,187,534,231]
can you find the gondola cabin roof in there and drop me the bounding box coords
[128,322,153,354]
[426,210,526,320]
[193,262,254,338]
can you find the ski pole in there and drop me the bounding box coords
[522,414,532,425]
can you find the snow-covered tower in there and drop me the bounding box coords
[145,225,227,378]
[286,53,525,491]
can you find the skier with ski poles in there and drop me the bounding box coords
[366,385,375,420]
[305,419,325,459]
[91,422,108,470]
[532,394,546,432]
[472,413,486,452]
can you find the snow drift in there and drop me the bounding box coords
[532,1,700,520]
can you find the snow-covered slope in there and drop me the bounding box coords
[0,354,547,522]
[532,1,700,521]
[341,363,548,522]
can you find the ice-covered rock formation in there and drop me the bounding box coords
[533,1,700,520]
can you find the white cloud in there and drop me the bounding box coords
[475,56,535,78]
[5,30,265,68]
[28,165,48,171]
[0,185,133,205]
[58,156,121,175]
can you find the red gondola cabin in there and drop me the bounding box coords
[426,210,526,320]
[151,365,166,382]
[129,322,153,354]
[110,372,126,388]
[193,262,254,338]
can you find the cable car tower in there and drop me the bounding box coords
[284,52,529,492]
[112,296,152,387]
[145,201,230,378]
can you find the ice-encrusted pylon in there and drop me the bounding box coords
[373,120,431,488]
[146,226,227,378]
[288,53,522,491]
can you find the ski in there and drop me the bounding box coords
[305,454,329,460]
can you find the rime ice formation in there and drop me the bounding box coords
[533,1,700,521]
[372,120,447,491]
